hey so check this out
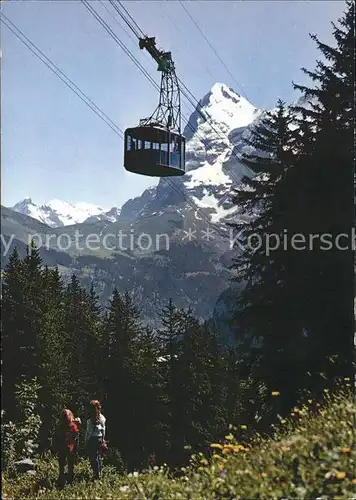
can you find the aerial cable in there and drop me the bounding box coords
[159,178,230,241]
[114,0,146,38]
[108,1,248,177]
[1,12,229,244]
[178,0,249,102]
[91,7,229,236]
[81,0,247,197]
[81,2,208,151]
[0,12,124,138]
[81,0,159,92]
[7,4,228,241]
[109,0,143,40]
[99,0,138,47]
[91,2,235,156]
[159,0,216,82]
[80,2,216,154]
[179,81,229,142]
[80,2,244,238]
[83,0,210,156]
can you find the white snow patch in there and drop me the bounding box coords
[48,199,105,225]
[192,190,218,209]
[185,160,232,189]
[205,83,258,131]
[191,189,238,223]
[11,197,121,227]
[211,205,237,223]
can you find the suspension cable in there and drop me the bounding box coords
[80,0,248,227]
[115,0,146,38]
[0,12,124,138]
[81,0,221,154]
[99,0,138,47]
[81,0,159,92]
[178,0,249,101]
[159,0,216,82]
[5,7,229,240]
[106,1,249,175]
[2,5,235,241]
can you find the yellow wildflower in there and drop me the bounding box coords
[241,425,247,430]
[222,444,245,454]
[261,472,267,478]
[344,377,350,381]
[210,443,223,449]
[212,454,221,460]
[225,433,234,440]
[271,391,280,396]
[335,472,346,479]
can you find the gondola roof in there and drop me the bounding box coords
[125,125,184,143]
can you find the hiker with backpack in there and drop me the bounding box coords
[55,408,80,488]
[84,399,107,480]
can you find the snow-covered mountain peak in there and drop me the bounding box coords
[47,199,104,223]
[144,82,264,224]
[183,82,260,170]
[10,198,121,228]
[201,82,257,132]
[185,83,252,137]
[209,82,240,102]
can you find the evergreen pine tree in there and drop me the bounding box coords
[178,310,211,455]
[1,247,26,419]
[2,243,46,419]
[230,100,303,407]
[156,298,185,464]
[134,326,165,467]
[37,267,68,448]
[62,275,102,414]
[291,0,354,383]
[203,329,227,444]
[20,242,45,380]
[103,288,143,468]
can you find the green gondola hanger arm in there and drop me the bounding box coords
[139,36,173,72]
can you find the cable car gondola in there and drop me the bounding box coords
[124,36,186,177]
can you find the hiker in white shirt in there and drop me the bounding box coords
[84,400,106,479]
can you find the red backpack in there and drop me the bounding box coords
[65,422,79,453]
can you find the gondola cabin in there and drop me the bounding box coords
[124,126,185,177]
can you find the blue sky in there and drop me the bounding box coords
[1,0,345,210]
